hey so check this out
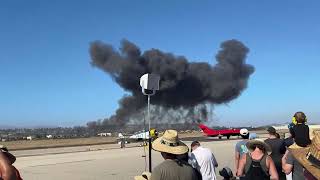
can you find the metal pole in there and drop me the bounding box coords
[148,95,151,131]
[143,113,147,171]
[148,95,152,172]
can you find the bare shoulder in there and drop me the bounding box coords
[266,155,273,167]
[266,155,272,161]
[0,152,10,163]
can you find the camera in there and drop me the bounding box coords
[140,74,160,95]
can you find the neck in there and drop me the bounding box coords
[192,145,200,152]
[165,156,176,160]
[161,152,177,160]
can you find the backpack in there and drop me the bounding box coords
[244,153,269,180]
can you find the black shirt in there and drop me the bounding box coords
[292,124,311,147]
[264,138,286,180]
[284,137,294,147]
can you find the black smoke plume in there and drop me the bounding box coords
[89,39,254,125]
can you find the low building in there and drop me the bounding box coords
[97,132,112,137]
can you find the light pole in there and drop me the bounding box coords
[140,73,160,172]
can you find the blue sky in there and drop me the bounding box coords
[1,1,319,127]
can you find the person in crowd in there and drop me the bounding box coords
[150,130,201,180]
[249,133,257,140]
[178,151,203,179]
[281,121,306,180]
[282,125,295,180]
[236,139,279,180]
[291,111,311,147]
[189,141,218,180]
[264,127,286,180]
[219,167,236,180]
[0,145,21,180]
[282,131,320,180]
[235,129,250,175]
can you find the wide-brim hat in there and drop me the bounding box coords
[134,171,151,180]
[0,145,16,164]
[289,131,320,179]
[152,129,188,155]
[246,139,272,155]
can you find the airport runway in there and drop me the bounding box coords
[14,138,240,180]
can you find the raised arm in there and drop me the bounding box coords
[0,152,17,180]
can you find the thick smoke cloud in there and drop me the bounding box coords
[89,39,254,125]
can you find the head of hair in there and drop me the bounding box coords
[241,133,250,139]
[267,127,277,136]
[191,141,200,148]
[176,152,189,163]
[161,152,177,160]
[253,144,266,153]
[294,112,307,124]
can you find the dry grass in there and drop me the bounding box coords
[2,132,201,151]
[1,137,117,151]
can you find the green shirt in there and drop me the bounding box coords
[151,159,200,180]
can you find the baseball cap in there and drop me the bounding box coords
[240,128,249,136]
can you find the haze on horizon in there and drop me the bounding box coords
[1,1,319,128]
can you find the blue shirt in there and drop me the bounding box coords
[235,140,249,157]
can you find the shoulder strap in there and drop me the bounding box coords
[244,153,252,174]
[245,153,269,176]
[259,154,269,176]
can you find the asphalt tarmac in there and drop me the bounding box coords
[13,137,241,180]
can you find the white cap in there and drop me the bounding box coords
[240,128,249,136]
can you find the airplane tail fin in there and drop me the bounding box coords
[198,124,210,133]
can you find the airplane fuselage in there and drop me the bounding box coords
[199,124,241,139]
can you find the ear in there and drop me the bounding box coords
[292,117,297,125]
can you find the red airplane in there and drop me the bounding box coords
[198,124,243,139]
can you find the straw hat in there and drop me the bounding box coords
[246,139,272,155]
[152,130,188,155]
[289,131,320,179]
[134,171,151,180]
[0,145,16,164]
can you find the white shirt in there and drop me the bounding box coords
[189,146,217,180]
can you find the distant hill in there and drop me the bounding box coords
[0,125,16,129]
